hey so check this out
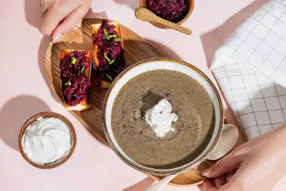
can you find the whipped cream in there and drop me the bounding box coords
[22,117,72,165]
[145,98,178,138]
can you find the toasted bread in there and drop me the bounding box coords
[91,20,125,88]
[60,49,92,111]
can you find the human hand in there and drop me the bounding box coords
[199,125,286,191]
[39,0,92,41]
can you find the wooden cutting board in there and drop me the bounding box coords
[44,18,209,186]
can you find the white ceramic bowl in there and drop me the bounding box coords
[103,58,223,175]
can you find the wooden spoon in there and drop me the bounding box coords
[135,7,192,35]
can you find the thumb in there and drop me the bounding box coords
[52,5,89,42]
[202,154,243,178]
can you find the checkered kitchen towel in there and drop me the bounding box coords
[211,0,286,139]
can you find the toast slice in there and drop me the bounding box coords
[60,49,92,111]
[91,20,125,88]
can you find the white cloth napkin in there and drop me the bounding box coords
[211,0,286,139]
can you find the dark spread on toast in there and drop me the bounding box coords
[92,20,125,83]
[60,50,91,106]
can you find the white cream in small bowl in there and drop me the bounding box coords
[19,112,76,169]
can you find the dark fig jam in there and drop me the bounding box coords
[147,0,188,23]
[60,50,91,106]
[92,19,125,83]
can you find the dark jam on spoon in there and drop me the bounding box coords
[147,0,188,23]
[60,51,91,106]
[93,19,125,83]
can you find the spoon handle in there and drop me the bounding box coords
[144,174,177,191]
[154,17,192,35]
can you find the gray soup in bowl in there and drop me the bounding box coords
[111,70,215,168]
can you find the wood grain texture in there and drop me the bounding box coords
[44,18,208,186]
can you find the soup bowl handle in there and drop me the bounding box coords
[206,124,239,161]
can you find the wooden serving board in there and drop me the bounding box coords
[44,18,208,186]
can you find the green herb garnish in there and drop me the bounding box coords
[103,28,110,40]
[104,52,116,65]
[104,52,111,63]
[110,34,117,38]
[106,74,113,82]
[109,59,116,65]
[81,66,85,72]
[71,57,77,64]
[64,81,71,86]
[114,38,122,42]
[103,28,119,40]
[73,93,77,97]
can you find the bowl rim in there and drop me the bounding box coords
[139,0,195,25]
[102,58,224,176]
[18,112,77,169]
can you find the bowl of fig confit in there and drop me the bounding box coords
[139,0,194,28]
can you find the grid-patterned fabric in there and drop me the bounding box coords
[211,0,286,139]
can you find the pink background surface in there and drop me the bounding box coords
[0,0,285,190]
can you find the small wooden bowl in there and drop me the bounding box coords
[139,0,195,28]
[18,112,77,169]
